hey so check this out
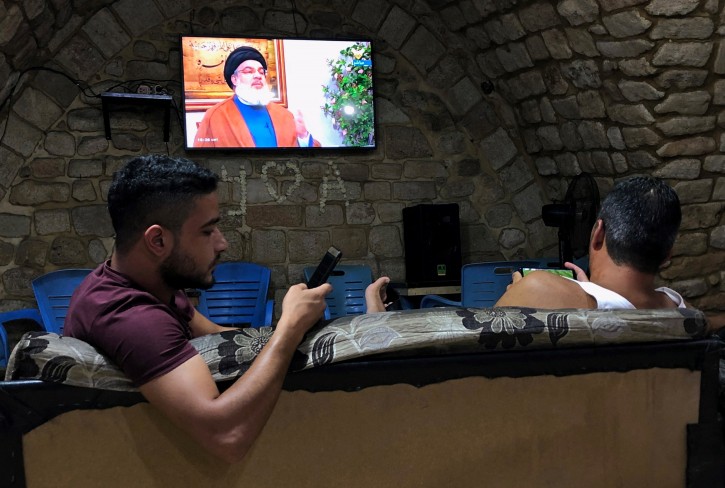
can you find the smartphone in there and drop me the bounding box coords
[306,246,343,288]
[520,267,575,279]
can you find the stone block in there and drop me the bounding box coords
[35,209,71,235]
[607,104,655,125]
[441,179,475,199]
[384,126,433,159]
[2,267,41,297]
[88,239,110,264]
[602,10,651,38]
[3,114,43,157]
[480,128,518,169]
[655,70,708,89]
[371,163,402,180]
[650,18,714,40]
[13,87,63,131]
[626,151,659,169]
[112,0,164,37]
[704,156,725,173]
[622,127,661,147]
[556,0,599,26]
[0,213,31,238]
[68,108,104,132]
[554,153,581,176]
[712,225,725,249]
[0,241,14,266]
[246,205,302,229]
[672,232,709,256]
[72,180,97,202]
[55,35,105,80]
[495,42,534,72]
[525,35,550,61]
[656,137,716,157]
[511,184,544,222]
[375,202,405,223]
[0,148,24,188]
[618,58,658,77]
[49,236,87,265]
[45,131,75,156]
[69,159,103,178]
[461,223,499,254]
[378,6,416,50]
[654,91,711,115]
[9,180,70,205]
[597,40,654,59]
[448,77,483,116]
[345,202,375,225]
[673,179,713,204]
[679,203,724,230]
[15,239,48,268]
[71,205,114,237]
[499,228,526,249]
[82,8,130,58]
[565,28,599,57]
[77,136,109,156]
[499,157,533,192]
[541,29,572,59]
[351,0,387,31]
[331,227,367,258]
[518,2,560,32]
[288,230,330,262]
[537,126,564,150]
[561,59,601,88]
[656,116,716,137]
[618,80,664,102]
[578,121,609,149]
[306,204,343,227]
[401,26,446,74]
[392,181,437,200]
[652,42,713,67]
[403,161,447,179]
[250,230,286,264]
[653,159,701,179]
[646,0,699,16]
[368,225,403,258]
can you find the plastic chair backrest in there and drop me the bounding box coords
[196,262,273,328]
[460,260,542,307]
[32,269,93,335]
[0,308,43,368]
[303,265,373,319]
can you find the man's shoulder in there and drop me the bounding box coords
[497,271,591,309]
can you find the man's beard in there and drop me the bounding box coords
[160,247,216,291]
[234,83,274,106]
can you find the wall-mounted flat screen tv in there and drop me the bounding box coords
[180,35,375,151]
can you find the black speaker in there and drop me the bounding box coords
[403,203,462,287]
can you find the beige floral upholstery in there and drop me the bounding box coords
[5,306,706,392]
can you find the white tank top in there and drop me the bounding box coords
[572,280,686,309]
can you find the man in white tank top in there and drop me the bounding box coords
[496,176,687,310]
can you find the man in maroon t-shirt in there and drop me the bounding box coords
[65,155,330,463]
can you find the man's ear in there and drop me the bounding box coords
[143,225,170,257]
[590,219,605,251]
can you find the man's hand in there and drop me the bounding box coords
[564,261,589,281]
[294,109,309,139]
[277,283,331,342]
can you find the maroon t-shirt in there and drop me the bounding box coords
[64,262,198,386]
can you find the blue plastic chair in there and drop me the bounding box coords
[420,260,544,309]
[303,265,373,320]
[0,308,43,368]
[196,262,274,328]
[32,269,93,335]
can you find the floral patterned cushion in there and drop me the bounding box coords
[4,306,706,392]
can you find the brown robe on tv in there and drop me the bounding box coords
[194,97,320,148]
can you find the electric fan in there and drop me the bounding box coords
[541,173,600,267]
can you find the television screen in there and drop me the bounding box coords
[180,35,375,151]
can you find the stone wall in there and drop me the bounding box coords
[0,0,723,315]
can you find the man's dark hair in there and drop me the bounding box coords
[598,175,681,274]
[108,155,219,253]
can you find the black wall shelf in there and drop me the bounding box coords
[100,92,172,142]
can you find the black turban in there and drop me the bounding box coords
[224,46,268,89]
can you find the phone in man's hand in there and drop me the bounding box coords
[519,267,575,279]
[306,246,342,288]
